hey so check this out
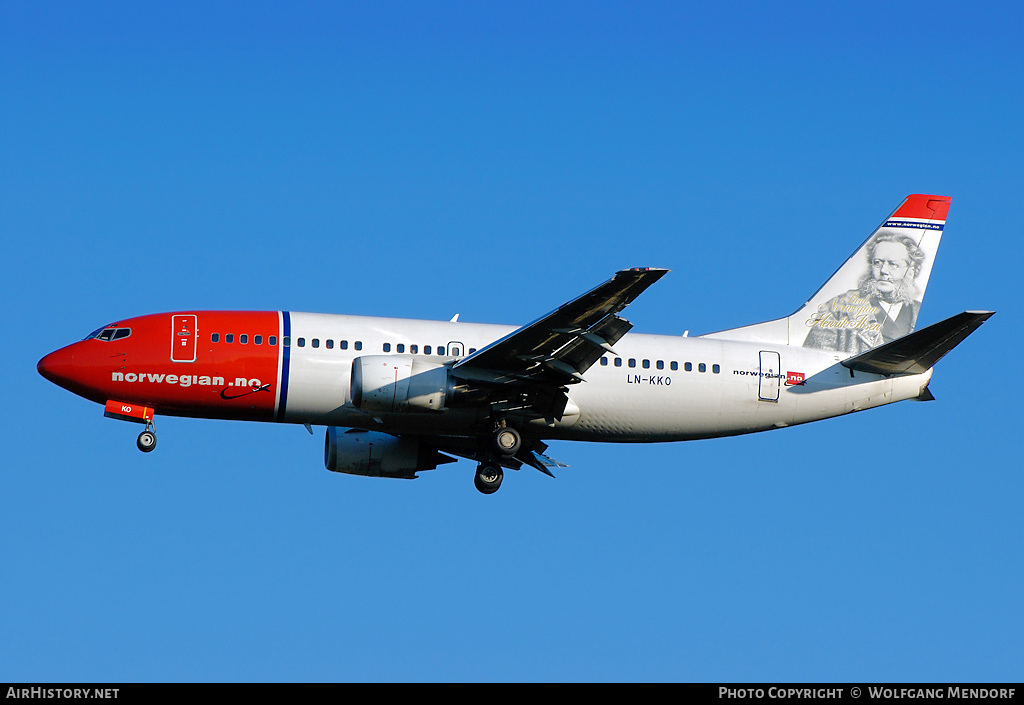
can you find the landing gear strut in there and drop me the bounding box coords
[474,463,503,494]
[136,420,157,453]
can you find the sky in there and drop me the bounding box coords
[2,1,1022,683]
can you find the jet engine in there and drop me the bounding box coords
[349,355,454,413]
[324,427,455,478]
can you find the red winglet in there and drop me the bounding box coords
[891,194,951,222]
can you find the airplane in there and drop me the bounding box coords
[37,194,993,494]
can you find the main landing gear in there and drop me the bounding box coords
[136,420,157,453]
[474,463,503,494]
[491,425,522,456]
[473,423,522,495]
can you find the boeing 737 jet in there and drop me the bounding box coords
[38,195,992,493]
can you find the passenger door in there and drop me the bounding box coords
[758,350,780,402]
[171,314,197,362]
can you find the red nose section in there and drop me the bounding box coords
[38,346,76,389]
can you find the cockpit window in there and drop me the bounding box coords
[85,327,131,341]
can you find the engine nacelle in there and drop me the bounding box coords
[349,355,452,413]
[324,427,455,478]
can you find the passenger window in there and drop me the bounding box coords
[312,338,320,348]
[614,358,622,367]
[340,340,348,350]
[396,344,405,353]
[326,339,334,349]
[226,334,234,343]
[240,334,248,344]
[424,345,432,355]
[211,333,220,343]
[283,336,290,347]
[642,359,650,369]
[670,361,678,371]
[628,358,636,368]
[270,336,278,346]
[437,346,446,355]
[699,363,706,373]
[383,343,391,352]
[469,348,477,354]
[410,344,418,354]
[600,357,608,366]
[684,362,692,372]
[656,360,664,370]
[355,341,363,351]
[254,335,262,345]
[297,337,305,347]
[712,364,720,374]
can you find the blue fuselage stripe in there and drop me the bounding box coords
[276,311,291,422]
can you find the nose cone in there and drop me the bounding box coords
[38,346,76,388]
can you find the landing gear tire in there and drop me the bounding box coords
[491,426,521,457]
[474,463,503,494]
[137,430,157,453]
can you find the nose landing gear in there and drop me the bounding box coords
[136,421,157,453]
[103,400,158,453]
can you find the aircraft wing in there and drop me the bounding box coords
[453,268,669,385]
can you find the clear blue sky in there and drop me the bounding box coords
[2,1,1021,682]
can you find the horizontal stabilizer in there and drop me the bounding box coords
[842,311,994,376]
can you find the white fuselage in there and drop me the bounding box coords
[280,312,932,442]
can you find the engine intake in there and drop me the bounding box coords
[349,355,453,413]
[324,427,455,479]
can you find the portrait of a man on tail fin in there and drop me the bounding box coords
[804,230,926,353]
